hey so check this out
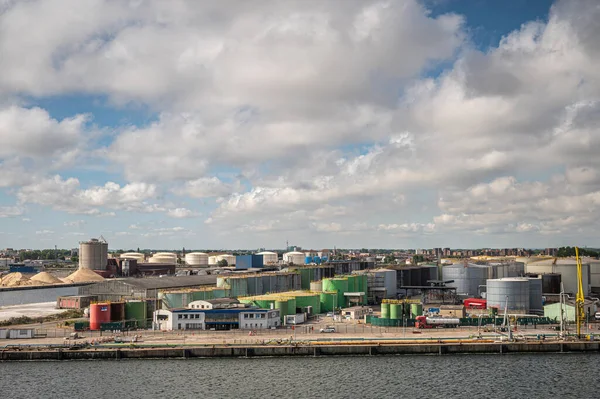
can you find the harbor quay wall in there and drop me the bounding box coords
[2,342,600,360]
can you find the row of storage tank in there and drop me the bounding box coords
[381,302,423,320]
[88,300,154,330]
[119,251,299,266]
[442,261,592,298]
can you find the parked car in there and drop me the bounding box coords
[320,327,336,333]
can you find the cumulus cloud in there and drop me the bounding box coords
[166,208,200,219]
[17,175,160,215]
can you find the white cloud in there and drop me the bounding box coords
[17,175,160,215]
[0,206,24,218]
[166,208,200,219]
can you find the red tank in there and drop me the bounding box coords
[90,303,111,330]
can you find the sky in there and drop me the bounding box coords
[1,0,599,250]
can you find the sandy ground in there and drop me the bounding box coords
[0,302,64,322]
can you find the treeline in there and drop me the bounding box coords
[19,249,74,261]
[556,247,600,258]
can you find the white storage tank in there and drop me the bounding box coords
[526,260,590,295]
[79,238,108,270]
[486,277,530,313]
[149,252,177,264]
[283,251,305,265]
[257,251,278,264]
[216,254,236,266]
[208,256,218,266]
[120,252,145,263]
[184,252,209,267]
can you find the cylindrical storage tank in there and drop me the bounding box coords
[257,251,278,264]
[321,256,328,263]
[411,303,423,318]
[389,304,399,320]
[110,302,125,321]
[347,275,357,292]
[442,264,490,297]
[125,301,147,328]
[216,254,236,266]
[149,252,177,264]
[326,278,348,309]
[528,278,543,314]
[283,251,305,265]
[208,256,218,265]
[121,252,145,263]
[381,303,390,319]
[313,256,321,265]
[542,273,561,294]
[486,278,530,313]
[275,300,287,320]
[320,292,335,313]
[79,239,108,270]
[90,303,111,330]
[310,280,323,292]
[185,252,209,267]
[305,256,313,265]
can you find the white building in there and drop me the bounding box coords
[153,309,206,331]
[188,298,240,310]
[239,309,280,330]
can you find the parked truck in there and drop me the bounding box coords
[415,315,460,329]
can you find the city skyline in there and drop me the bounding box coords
[1,0,599,249]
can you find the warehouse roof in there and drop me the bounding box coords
[118,275,217,290]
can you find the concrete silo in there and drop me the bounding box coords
[79,238,108,270]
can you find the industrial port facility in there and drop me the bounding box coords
[1,240,600,357]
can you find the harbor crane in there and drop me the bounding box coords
[575,247,586,338]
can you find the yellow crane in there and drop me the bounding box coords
[575,247,586,338]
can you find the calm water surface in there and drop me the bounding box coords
[1,354,599,398]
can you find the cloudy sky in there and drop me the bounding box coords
[1,0,599,250]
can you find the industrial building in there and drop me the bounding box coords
[544,300,597,322]
[236,255,264,269]
[154,309,206,331]
[78,275,217,302]
[239,290,324,321]
[216,272,302,297]
[56,295,97,309]
[342,306,371,320]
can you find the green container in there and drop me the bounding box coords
[125,301,147,329]
[381,303,390,319]
[320,292,336,313]
[74,321,90,331]
[390,304,400,320]
[410,303,423,318]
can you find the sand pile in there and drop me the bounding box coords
[63,268,105,283]
[0,272,34,287]
[30,271,64,285]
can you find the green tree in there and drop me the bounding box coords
[217,259,228,267]
[383,255,395,264]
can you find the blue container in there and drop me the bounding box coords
[305,256,313,265]
[9,265,38,274]
[313,256,321,265]
[321,256,328,263]
[236,255,264,269]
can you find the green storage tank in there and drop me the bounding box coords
[323,278,348,309]
[381,303,390,319]
[389,304,400,320]
[275,300,287,320]
[346,275,357,292]
[411,303,423,318]
[125,301,147,328]
[287,298,297,316]
[295,294,321,315]
[320,292,336,313]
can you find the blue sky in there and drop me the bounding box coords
[0,0,598,250]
